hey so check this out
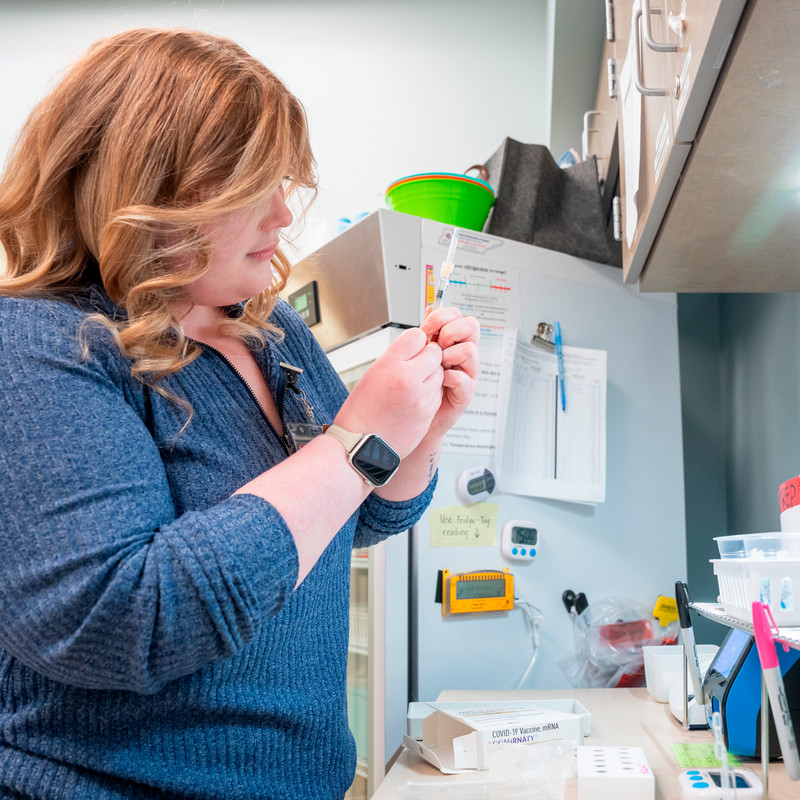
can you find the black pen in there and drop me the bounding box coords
[675,581,705,704]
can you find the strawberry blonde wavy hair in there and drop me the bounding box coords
[0,27,317,391]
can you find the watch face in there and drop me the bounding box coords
[351,435,401,486]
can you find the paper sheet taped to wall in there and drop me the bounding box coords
[495,329,607,503]
[431,253,521,456]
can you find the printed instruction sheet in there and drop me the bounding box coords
[421,251,521,456]
[495,329,607,503]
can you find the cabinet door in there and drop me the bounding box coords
[613,0,690,283]
[614,0,748,284]
[662,0,747,142]
[639,0,800,292]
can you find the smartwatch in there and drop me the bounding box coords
[323,424,401,487]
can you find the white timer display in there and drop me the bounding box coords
[500,520,539,562]
[456,466,496,504]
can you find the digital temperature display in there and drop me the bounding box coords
[442,568,514,614]
[500,520,540,562]
[455,578,506,600]
[511,526,537,546]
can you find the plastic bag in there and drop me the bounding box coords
[517,739,576,800]
[398,740,577,800]
[557,596,678,689]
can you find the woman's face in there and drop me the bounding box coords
[186,185,293,308]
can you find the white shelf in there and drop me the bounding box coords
[691,602,800,650]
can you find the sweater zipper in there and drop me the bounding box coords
[197,342,294,456]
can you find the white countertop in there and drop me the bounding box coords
[373,688,796,800]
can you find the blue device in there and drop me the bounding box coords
[703,627,800,758]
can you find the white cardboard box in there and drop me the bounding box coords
[402,701,588,774]
[577,746,655,800]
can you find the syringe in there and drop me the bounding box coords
[431,227,460,311]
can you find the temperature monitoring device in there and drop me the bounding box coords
[501,520,539,561]
[456,466,496,504]
[438,568,514,615]
[677,768,762,799]
[287,281,320,327]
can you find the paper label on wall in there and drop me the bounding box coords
[428,503,498,547]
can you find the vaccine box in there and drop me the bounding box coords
[402,701,588,773]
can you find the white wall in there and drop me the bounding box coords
[548,0,606,158]
[0,0,550,258]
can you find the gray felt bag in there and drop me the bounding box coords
[480,137,620,267]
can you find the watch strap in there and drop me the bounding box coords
[323,424,365,454]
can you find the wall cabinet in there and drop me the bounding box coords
[608,0,800,292]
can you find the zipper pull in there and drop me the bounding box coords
[279,362,303,394]
[279,433,294,455]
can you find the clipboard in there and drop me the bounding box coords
[531,321,555,351]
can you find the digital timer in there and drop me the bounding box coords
[677,768,762,799]
[456,466,496,504]
[500,520,539,562]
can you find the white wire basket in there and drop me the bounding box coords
[711,558,800,627]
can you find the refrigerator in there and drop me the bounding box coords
[282,209,687,791]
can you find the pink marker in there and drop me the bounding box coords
[751,601,800,780]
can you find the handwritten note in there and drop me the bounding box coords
[429,503,498,548]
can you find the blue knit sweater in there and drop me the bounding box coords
[0,287,435,799]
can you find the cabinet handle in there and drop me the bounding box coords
[641,0,677,53]
[582,111,608,162]
[633,9,669,97]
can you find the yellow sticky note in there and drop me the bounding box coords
[429,503,498,547]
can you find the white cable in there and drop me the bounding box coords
[514,597,544,689]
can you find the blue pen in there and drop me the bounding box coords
[555,321,566,411]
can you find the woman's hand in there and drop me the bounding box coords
[419,307,480,441]
[333,327,443,459]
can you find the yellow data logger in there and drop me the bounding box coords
[440,568,514,615]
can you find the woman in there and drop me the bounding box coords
[0,28,479,800]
